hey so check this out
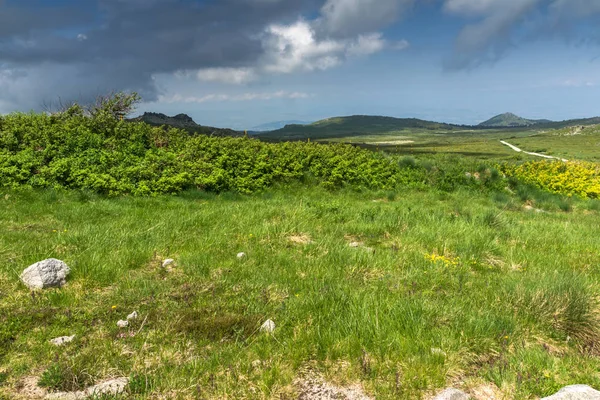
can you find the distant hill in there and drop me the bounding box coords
[536,116,600,129]
[130,112,242,137]
[479,113,552,127]
[258,115,461,140]
[251,120,311,132]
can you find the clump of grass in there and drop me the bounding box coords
[512,275,600,349]
[38,362,94,392]
[129,374,156,395]
[482,210,506,229]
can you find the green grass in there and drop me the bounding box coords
[1,185,600,399]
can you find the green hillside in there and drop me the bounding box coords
[258,115,461,140]
[479,112,551,127]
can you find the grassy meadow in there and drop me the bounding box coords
[1,185,600,399]
[1,98,600,398]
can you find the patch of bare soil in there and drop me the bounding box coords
[296,374,372,400]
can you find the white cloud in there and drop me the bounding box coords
[562,79,596,87]
[194,67,257,84]
[158,91,311,104]
[346,33,387,56]
[261,20,346,73]
[260,20,408,73]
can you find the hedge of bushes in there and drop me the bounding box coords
[0,99,507,196]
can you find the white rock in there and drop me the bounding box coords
[126,311,138,320]
[162,259,174,268]
[542,385,600,400]
[50,335,75,347]
[20,258,70,290]
[432,388,471,400]
[116,320,129,328]
[237,252,247,259]
[260,319,276,333]
[349,242,361,248]
[45,377,129,399]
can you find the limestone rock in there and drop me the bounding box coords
[116,320,129,328]
[542,385,600,400]
[45,377,129,399]
[162,259,174,268]
[260,319,276,333]
[20,259,70,290]
[127,311,138,320]
[432,388,471,400]
[50,335,75,346]
[237,252,247,259]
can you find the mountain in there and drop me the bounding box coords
[478,113,552,127]
[130,112,243,137]
[258,115,461,140]
[251,120,311,132]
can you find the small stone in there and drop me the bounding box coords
[349,242,361,248]
[260,319,276,333]
[117,320,129,328]
[432,388,471,400]
[45,377,129,400]
[237,252,247,259]
[20,258,70,290]
[542,385,600,399]
[50,335,75,347]
[126,311,138,320]
[162,259,175,268]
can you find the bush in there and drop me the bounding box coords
[0,93,518,197]
[502,160,600,199]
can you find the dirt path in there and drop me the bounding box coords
[500,140,569,161]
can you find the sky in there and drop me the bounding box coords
[0,0,599,129]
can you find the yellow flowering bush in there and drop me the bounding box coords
[504,161,600,199]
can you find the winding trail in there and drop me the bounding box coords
[500,140,569,162]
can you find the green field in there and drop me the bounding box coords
[319,126,600,163]
[1,185,600,399]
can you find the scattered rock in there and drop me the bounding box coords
[237,252,247,259]
[45,377,129,399]
[162,259,174,268]
[432,388,471,400]
[296,375,372,400]
[20,259,70,290]
[116,320,129,328]
[50,335,75,347]
[541,385,600,399]
[126,311,138,321]
[260,319,276,333]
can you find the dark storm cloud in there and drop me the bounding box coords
[0,0,321,107]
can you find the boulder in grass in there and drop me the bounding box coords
[50,335,75,347]
[542,385,600,399]
[260,319,276,333]
[432,388,471,400]
[20,259,70,290]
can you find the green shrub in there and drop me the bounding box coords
[0,93,518,197]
